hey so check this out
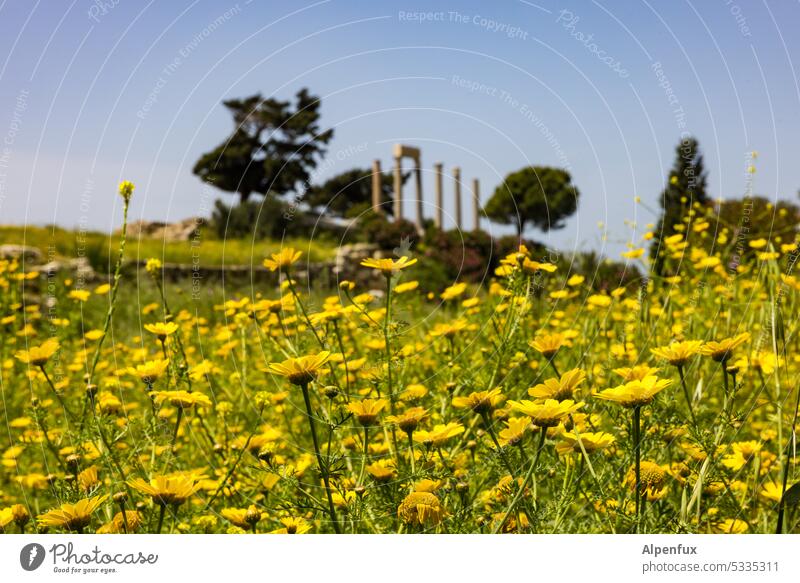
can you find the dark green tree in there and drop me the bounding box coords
[193,89,333,203]
[651,137,709,272]
[306,167,400,218]
[484,166,579,236]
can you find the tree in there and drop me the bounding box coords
[484,166,579,236]
[650,137,709,271]
[306,167,400,218]
[193,89,333,203]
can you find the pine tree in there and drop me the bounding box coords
[651,137,709,273]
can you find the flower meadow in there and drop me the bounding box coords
[1,182,799,535]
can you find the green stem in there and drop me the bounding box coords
[169,407,183,454]
[633,405,642,533]
[677,365,698,428]
[358,426,369,486]
[407,431,416,474]
[333,320,351,396]
[119,502,129,534]
[481,412,516,477]
[382,274,400,459]
[39,365,72,420]
[300,382,341,533]
[156,504,167,534]
[493,428,546,533]
[203,404,264,510]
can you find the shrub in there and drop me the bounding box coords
[422,229,497,284]
[360,215,421,251]
[209,197,302,240]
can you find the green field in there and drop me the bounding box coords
[0,225,336,270]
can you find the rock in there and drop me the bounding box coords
[124,218,203,241]
[39,260,64,275]
[0,244,43,262]
[333,243,378,275]
[68,257,96,281]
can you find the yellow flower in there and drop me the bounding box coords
[346,398,388,426]
[498,417,531,446]
[397,491,445,526]
[386,407,427,434]
[413,422,465,448]
[97,392,123,415]
[128,475,200,506]
[152,390,213,409]
[414,478,444,492]
[129,359,170,385]
[77,466,100,492]
[713,518,748,534]
[0,504,29,531]
[269,351,330,385]
[94,283,111,295]
[750,351,777,375]
[721,441,761,471]
[521,258,557,274]
[650,340,703,366]
[144,321,179,340]
[556,431,615,455]
[145,258,163,276]
[14,338,59,367]
[748,238,768,249]
[621,248,645,259]
[400,384,428,400]
[760,482,792,503]
[612,364,660,381]
[221,505,262,529]
[118,180,135,201]
[270,516,311,534]
[97,510,143,534]
[430,318,471,338]
[699,333,750,362]
[263,248,302,272]
[587,294,612,308]
[84,329,104,341]
[38,494,108,532]
[625,461,668,501]
[452,388,504,414]
[67,289,92,302]
[366,459,397,483]
[595,376,672,408]
[394,280,419,294]
[508,398,583,427]
[360,256,417,274]
[530,333,566,358]
[528,369,586,401]
[440,282,467,301]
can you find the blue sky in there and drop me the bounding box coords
[0,0,798,258]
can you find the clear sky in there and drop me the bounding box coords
[1,0,798,258]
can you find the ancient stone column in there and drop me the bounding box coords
[434,162,443,229]
[453,167,462,230]
[472,178,480,231]
[371,159,382,214]
[393,155,402,220]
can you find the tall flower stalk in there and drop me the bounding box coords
[269,351,341,533]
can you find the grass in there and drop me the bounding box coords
[0,225,336,271]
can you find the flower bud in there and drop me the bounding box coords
[118,181,135,201]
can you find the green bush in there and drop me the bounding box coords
[360,215,421,251]
[422,228,497,284]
